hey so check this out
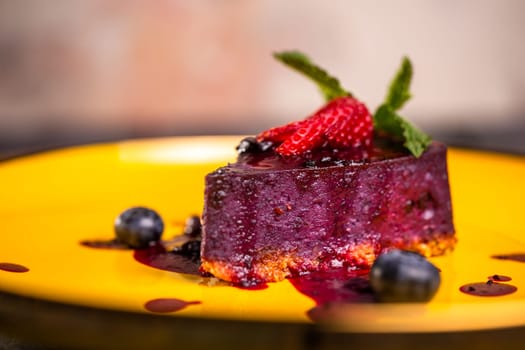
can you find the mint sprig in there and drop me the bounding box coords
[274,51,431,157]
[374,105,431,157]
[273,51,351,102]
[373,57,431,157]
[385,56,413,110]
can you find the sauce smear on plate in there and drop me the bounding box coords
[0,262,29,273]
[144,298,201,313]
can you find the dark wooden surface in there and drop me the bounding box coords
[1,289,525,350]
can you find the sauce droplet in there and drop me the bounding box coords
[488,274,512,282]
[459,281,517,297]
[144,298,201,313]
[80,239,129,250]
[492,253,525,263]
[0,262,29,273]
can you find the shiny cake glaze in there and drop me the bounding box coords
[201,139,455,285]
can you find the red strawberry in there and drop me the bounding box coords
[257,96,373,156]
[275,122,324,156]
[324,97,373,148]
[256,119,308,143]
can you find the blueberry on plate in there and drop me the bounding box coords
[173,240,201,260]
[114,207,164,248]
[369,249,441,303]
[183,215,202,238]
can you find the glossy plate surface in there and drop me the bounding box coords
[1,136,524,333]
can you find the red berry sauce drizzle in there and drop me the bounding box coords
[101,241,524,308]
[289,269,374,305]
[132,242,268,290]
[133,242,371,302]
[81,224,525,316]
[0,262,29,273]
[133,243,200,276]
[288,269,375,321]
[131,239,375,301]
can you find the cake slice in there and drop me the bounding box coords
[201,138,455,285]
[200,52,455,285]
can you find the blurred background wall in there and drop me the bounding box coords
[1,0,524,157]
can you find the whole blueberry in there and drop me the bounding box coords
[369,249,441,302]
[236,137,260,154]
[173,240,201,260]
[236,137,274,154]
[258,140,274,152]
[183,215,202,238]
[114,207,164,248]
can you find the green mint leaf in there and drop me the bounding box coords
[385,56,413,110]
[375,105,431,157]
[274,51,351,102]
[374,57,432,157]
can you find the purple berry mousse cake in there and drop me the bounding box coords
[200,137,455,285]
[199,51,456,285]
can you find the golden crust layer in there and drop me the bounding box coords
[200,234,455,284]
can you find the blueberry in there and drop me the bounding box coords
[183,215,202,237]
[258,140,274,152]
[173,240,201,260]
[236,137,274,154]
[236,137,260,154]
[114,207,164,248]
[369,249,441,302]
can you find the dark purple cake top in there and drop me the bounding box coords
[231,136,412,172]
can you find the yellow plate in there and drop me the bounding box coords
[1,136,525,333]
